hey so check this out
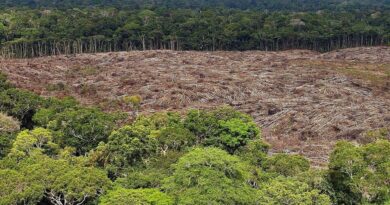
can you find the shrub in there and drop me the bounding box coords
[47,107,120,154]
[0,88,44,128]
[184,106,260,153]
[263,153,310,177]
[0,113,20,158]
[0,72,11,91]
[328,140,390,204]
[100,188,173,205]
[256,177,331,205]
[163,147,256,204]
[0,112,20,133]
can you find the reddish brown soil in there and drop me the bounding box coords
[1,47,389,166]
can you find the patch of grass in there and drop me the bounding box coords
[360,128,389,144]
[79,83,98,96]
[46,82,67,91]
[342,67,383,83]
[79,66,99,76]
[385,70,390,78]
[300,61,389,88]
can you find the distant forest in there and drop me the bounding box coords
[0,1,389,57]
[1,0,389,11]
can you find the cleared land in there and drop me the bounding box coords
[1,47,389,166]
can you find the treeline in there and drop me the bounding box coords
[0,8,389,58]
[1,0,389,11]
[1,71,389,205]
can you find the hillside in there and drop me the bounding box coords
[1,46,389,166]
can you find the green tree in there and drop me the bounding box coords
[156,125,196,156]
[0,133,16,158]
[33,97,79,127]
[328,141,366,204]
[0,113,20,158]
[0,88,43,128]
[123,95,143,117]
[19,155,112,205]
[89,124,158,177]
[184,106,260,153]
[328,140,390,204]
[0,169,43,205]
[45,107,119,154]
[114,150,186,190]
[359,140,390,204]
[163,147,256,204]
[296,170,337,203]
[0,72,11,91]
[263,153,310,177]
[90,112,185,176]
[99,187,173,205]
[8,127,58,159]
[217,117,260,153]
[256,177,331,205]
[236,139,270,167]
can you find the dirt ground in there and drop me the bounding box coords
[1,46,389,166]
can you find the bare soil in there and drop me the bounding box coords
[1,46,389,166]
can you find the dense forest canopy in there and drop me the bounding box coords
[0,0,389,58]
[1,0,389,11]
[0,8,389,58]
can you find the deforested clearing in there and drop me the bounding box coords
[1,46,389,166]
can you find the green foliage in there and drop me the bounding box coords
[33,97,79,126]
[42,165,111,205]
[328,140,390,204]
[0,72,11,91]
[236,139,270,166]
[134,112,183,130]
[263,153,310,177]
[43,107,119,154]
[360,128,389,144]
[0,0,388,11]
[46,82,67,92]
[156,125,196,155]
[17,155,112,205]
[0,169,43,205]
[0,132,16,158]
[0,88,43,128]
[296,170,337,203]
[89,112,194,177]
[0,113,20,157]
[184,106,260,153]
[0,8,388,58]
[115,170,166,189]
[256,177,332,205]
[89,124,158,177]
[123,95,143,116]
[100,187,173,205]
[163,147,256,204]
[8,127,58,160]
[218,117,260,153]
[114,151,186,189]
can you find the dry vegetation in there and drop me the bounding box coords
[0,113,20,133]
[1,47,389,166]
